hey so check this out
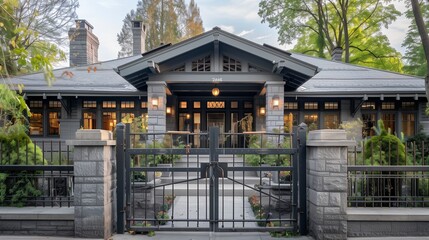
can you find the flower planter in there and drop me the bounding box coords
[157,163,172,177]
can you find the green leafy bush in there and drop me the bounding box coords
[363,120,408,165]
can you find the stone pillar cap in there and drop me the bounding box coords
[307,129,355,147]
[66,129,116,146]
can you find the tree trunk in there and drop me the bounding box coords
[411,0,429,101]
[317,0,326,58]
[341,0,350,63]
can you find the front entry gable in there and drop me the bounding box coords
[116,27,319,91]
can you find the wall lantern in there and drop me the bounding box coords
[186,113,191,120]
[272,96,280,109]
[259,107,266,116]
[166,106,172,115]
[212,87,220,97]
[151,97,159,109]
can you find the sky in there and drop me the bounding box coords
[75,0,410,62]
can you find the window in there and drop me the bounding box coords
[193,101,201,109]
[304,114,318,129]
[48,112,60,135]
[141,102,148,108]
[362,102,376,110]
[402,113,415,137]
[207,101,225,109]
[102,112,117,131]
[244,102,253,109]
[284,112,298,133]
[180,101,187,109]
[304,102,318,110]
[223,56,241,72]
[192,55,210,72]
[231,101,238,109]
[381,102,395,110]
[284,102,298,110]
[83,101,97,108]
[402,102,415,110]
[362,113,376,137]
[29,113,43,135]
[324,102,338,110]
[83,112,96,129]
[121,113,135,122]
[121,101,135,109]
[102,101,116,108]
[29,101,43,108]
[49,101,61,108]
[324,113,339,129]
[179,113,191,131]
[381,113,395,133]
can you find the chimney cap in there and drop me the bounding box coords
[75,19,94,30]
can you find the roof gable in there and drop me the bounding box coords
[116,27,319,91]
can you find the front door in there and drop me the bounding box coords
[207,113,225,146]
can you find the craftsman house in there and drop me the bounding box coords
[11,20,427,143]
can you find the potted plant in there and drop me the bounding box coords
[272,170,291,183]
[156,210,170,225]
[255,209,267,227]
[150,135,185,177]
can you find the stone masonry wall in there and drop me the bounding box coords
[265,81,284,133]
[67,130,116,239]
[307,130,354,240]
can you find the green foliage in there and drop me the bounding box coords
[0,0,73,83]
[245,135,291,166]
[0,173,7,203]
[259,0,403,71]
[408,129,429,164]
[117,0,204,57]
[402,2,429,76]
[156,210,170,225]
[8,173,41,207]
[340,118,363,143]
[363,120,407,165]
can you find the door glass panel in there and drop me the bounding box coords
[179,113,191,131]
[207,113,225,146]
[194,113,201,147]
[231,113,238,147]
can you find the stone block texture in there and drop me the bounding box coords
[0,220,74,236]
[147,82,167,135]
[265,82,284,134]
[307,130,351,240]
[348,221,429,237]
[71,129,116,239]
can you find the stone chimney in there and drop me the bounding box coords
[68,20,99,66]
[331,47,343,62]
[131,20,146,56]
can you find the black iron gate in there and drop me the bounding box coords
[116,124,307,234]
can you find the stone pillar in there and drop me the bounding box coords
[306,130,354,240]
[265,81,285,133]
[147,81,167,135]
[67,130,116,239]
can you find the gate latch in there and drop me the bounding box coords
[200,162,228,178]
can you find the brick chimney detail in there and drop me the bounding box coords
[68,20,99,66]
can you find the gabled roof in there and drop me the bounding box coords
[291,53,425,96]
[9,55,141,96]
[116,27,320,91]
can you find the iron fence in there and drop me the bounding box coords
[117,124,308,234]
[348,141,429,207]
[0,139,74,207]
